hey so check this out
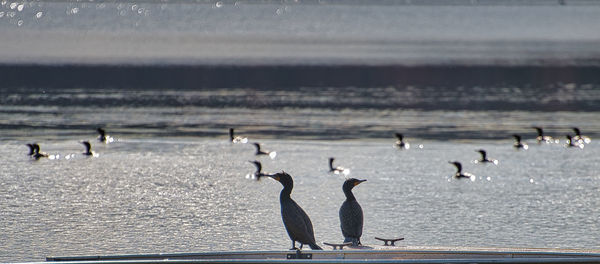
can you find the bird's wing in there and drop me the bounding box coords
[281,199,317,245]
[339,201,363,238]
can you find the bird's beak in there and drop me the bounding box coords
[354,179,367,186]
[266,174,281,182]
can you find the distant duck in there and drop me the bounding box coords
[329,157,350,175]
[81,141,95,156]
[31,143,49,160]
[474,149,498,165]
[229,128,248,144]
[565,135,584,149]
[571,127,591,144]
[533,126,555,144]
[97,127,114,143]
[248,160,267,180]
[512,134,528,150]
[449,161,475,180]
[253,143,276,159]
[97,128,107,142]
[394,133,410,150]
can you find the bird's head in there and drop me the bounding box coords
[343,178,366,190]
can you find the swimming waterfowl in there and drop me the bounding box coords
[564,135,584,149]
[572,127,591,144]
[97,127,114,143]
[253,143,276,159]
[329,157,350,175]
[512,134,528,150]
[394,133,410,149]
[474,149,498,164]
[266,172,322,250]
[533,126,554,144]
[31,143,49,160]
[339,178,366,246]
[248,160,267,180]
[81,141,94,156]
[97,128,107,142]
[229,128,248,144]
[449,161,475,180]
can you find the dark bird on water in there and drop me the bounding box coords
[248,160,267,180]
[475,149,498,164]
[571,127,591,144]
[266,172,322,250]
[329,157,349,175]
[339,178,366,246]
[97,128,107,142]
[253,143,276,158]
[394,133,409,149]
[81,141,94,156]
[229,128,248,143]
[30,143,49,160]
[449,161,475,180]
[533,126,554,144]
[512,134,528,150]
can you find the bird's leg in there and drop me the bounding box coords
[299,243,304,250]
[290,241,298,250]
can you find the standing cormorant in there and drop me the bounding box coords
[253,143,276,159]
[512,134,528,150]
[339,178,366,246]
[266,172,322,250]
[449,161,475,180]
[394,133,410,149]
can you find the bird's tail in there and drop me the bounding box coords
[308,243,323,250]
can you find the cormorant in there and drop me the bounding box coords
[81,141,94,156]
[229,128,248,144]
[513,134,528,150]
[329,157,350,175]
[253,143,276,159]
[565,135,583,149]
[449,161,475,180]
[474,149,498,165]
[248,160,267,180]
[572,127,591,144]
[533,126,554,144]
[97,127,114,143]
[97,128,107,142]
[31,143,49,160]
[266,172,322,250]
[339,178,366,246]
[394,133,410,149]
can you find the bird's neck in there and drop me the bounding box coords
[279,184,293,201]
[343,187,356,201]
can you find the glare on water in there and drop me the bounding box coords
[1,137,599,262]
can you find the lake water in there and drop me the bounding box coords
[2,0,600,263]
